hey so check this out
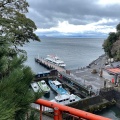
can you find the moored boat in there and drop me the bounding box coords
[51,94,81,105]
[38,80,50,93]
[31,94,81,112]
[31,82,41,92]
[48,79,68,95]
[45,55,66,67]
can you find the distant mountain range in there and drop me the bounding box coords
[36,31,108,38]
[38,33,107,38]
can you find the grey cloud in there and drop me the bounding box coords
[26,0,120,29]
[98,21,118,27]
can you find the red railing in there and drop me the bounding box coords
[35,99,111,120]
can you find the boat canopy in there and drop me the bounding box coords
[52,80,62,86]
[41,80,45,84]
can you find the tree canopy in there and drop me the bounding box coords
[0,0,40,48]
[0,0,41,119]
[103,23,120,60]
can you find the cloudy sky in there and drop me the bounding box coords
[26,0,120,37]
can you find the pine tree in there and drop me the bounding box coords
[0,0,41,119]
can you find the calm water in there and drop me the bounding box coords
[23,38,104,73]
[23,37,120,120]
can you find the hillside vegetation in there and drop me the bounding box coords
[103,23,120,61]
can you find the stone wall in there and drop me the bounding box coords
[67,95,110,112]
[100,87,120,108]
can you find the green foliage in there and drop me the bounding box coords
[103,40,115,57]
[0,40,9,78]
[116,23,120,31]
[103,23,120,59]
[108,32,117,43]
[0,0,41,119]
[115,48,120,61]
[0,0,40,49]
[27,109,39,120]
[103,39,111,57]
[0,46,41,120]
[0,67,32,119]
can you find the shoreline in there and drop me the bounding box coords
[69,54,115,92]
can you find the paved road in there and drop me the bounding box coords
[69,55,115,93]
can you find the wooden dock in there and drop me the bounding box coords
[35,58,66,72]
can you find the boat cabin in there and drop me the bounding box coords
[52,80,62,88]
[54,94,76,104]
[41,80,46,85]
[45,55,66,67]
[55,94,70,103]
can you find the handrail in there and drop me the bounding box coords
[35,99,111,120]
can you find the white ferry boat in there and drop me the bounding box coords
[45,55,66,67]
[51,94,81,105]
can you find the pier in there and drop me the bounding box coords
[57,73,93,97]
[34,55,114,97]
[34,55,118,97]
[35,57,92,97]
[35,58,66,72]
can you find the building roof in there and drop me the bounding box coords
[37,71,50,75]
[106,68,120,75]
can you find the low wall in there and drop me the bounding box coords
[100,87,120,109]
[67,95,113,113]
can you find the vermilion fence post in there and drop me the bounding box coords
[40,105,42,120]
[58,110,62,120]
[54,109,62,120]
[54,107,59,120]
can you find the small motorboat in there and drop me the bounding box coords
[48,79,68,95]
[31,82,41,92]
[38,80,50,93]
